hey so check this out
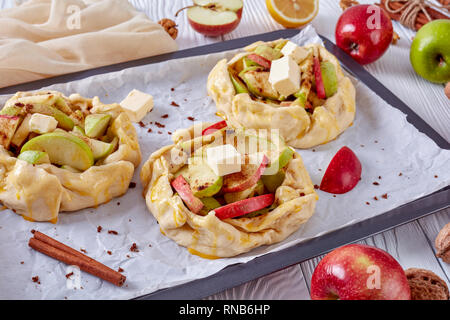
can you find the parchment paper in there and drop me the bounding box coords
[0,26,448,300]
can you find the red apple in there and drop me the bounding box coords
[202,120,227,136]
[313,57,326,99]
[335,4,393,65]
[311,244,411,300]
[222,154,269,193]
[247,54,272,69]
[186,0,243,37]
[320,146,362,194]
[214,193,274,219]
[171,175,204,214]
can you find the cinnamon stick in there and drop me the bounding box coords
[29,231,126,287]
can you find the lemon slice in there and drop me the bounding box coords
[266,0,319,28]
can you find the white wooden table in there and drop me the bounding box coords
[1,0,448,300]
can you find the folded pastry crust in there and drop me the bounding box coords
[207,42,356,148]
[0,91,141,223]
[140,123,318,258]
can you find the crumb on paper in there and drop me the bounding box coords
[392,31,400,44]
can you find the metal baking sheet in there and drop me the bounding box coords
[1,29,448,300]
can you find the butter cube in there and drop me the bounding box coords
[281,41,308,63]
[120,89,154,123]
[29,113,58,134]
[206,144,242,176]
[269,56,301,97]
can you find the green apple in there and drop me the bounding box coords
[199,197,221,216]
[184,157,223,198]
[264,146,294,175]
[410,19,450,83]
[229,70,249,94]
[87,138,114,160]
[254,45,283,61]
[0,115,21,149]
[17,150,50,165]
[320,61,338,97]
[240,70,279,100]
[0,105,25,117]
[262,168,286,193]
[11,114,32,148]
[84,114,111,138]
[72,125,86,136]
[21,132,94,171]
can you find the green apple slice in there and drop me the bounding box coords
[87,138,114,160]
[229,69,249,94]
[85,114,111,138]
[11,114,32,148]
[198,197,221,216]
[0,105,25,117]
[240,70,279,100]
[17,150,50,165]
[264,146,294,175]
[184,157,223,198]
[21,132,94,171]
[254,45,283,61]
[262,168,286,193]
[72,125,86,136]
[320,61,338,98]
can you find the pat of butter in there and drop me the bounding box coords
[269,56,300,97]
[281,41,308,63]
[120,89,154,123]
[206,144,242,176]
[29,113,57,134]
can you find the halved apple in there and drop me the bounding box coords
[186,0,243,37]
[21,132,94,171]
[0,115,21,149]
[214,193,274,220]
[222,154,269,193]
[171,175,204,214]
[17,150,50,165]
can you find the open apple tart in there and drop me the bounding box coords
[140,121,317,258]
[207,40,356,148]
[0,91,141,223]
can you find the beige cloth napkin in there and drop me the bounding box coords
[0,0,178,88]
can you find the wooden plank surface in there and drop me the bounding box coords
[1,0,448,300]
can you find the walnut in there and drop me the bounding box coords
[339,0,359,11]
[435,222,450,263]
[158,18,178,40]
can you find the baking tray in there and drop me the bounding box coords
[1,29,448,300]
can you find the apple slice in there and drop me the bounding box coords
[84,114,111,138]
[214,193,274,220]
[186,1,242,37]
[313,57,326,99]
[202,120,227,136]
[171,175,204,214]
[0,115,21,149]
[199,197,221,216]
[320,146,362,194]
[21,132,94,171]
[222,154,269,193]
[11,114,32,148]
[246,54,272,69]
[17,150,50,165]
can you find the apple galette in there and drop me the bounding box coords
[0,91,141,223]
[140,121,317,258]
[207,40,356,148]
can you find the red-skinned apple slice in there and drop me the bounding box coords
[320,146,362,194]
[202,120,227,136]
[313,57,326,99]
[214,193,274,220]
[185,0,244,37]
[223,154,269,193]
[246,54,272,69]
[171,175,204,214]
